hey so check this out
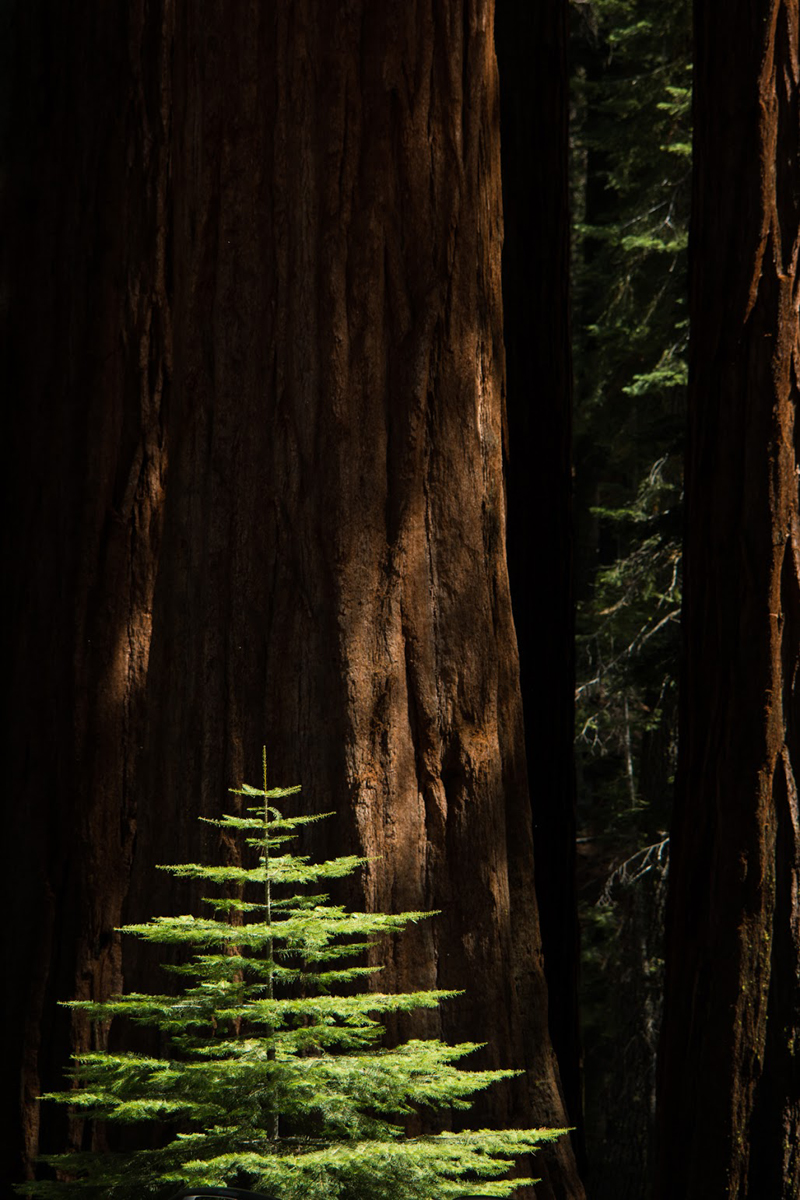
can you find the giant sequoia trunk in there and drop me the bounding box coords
[3,4,584,1198]
[656,2,800,1196]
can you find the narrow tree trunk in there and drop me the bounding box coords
[4,4,584,1198]
[656,3,800,1196]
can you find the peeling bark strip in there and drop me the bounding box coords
[4,4,583,1198]
[656,2,800,1198]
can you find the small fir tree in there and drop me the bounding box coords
[22,751,564,1199]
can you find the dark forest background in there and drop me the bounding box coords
[3,1,798,1198]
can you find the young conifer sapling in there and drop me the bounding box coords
[21,750,566,1199]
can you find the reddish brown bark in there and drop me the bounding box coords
[4,4,583,1198]
[656,2,800,1196]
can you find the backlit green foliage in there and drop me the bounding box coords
[571,1,690,1190]
[21,752,564,1199]
[572,0,690,835]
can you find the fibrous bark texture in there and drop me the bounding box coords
[656,3,800,1197]
[3,4,583,1198]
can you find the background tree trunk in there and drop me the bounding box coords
[656,2,800,1196]
[3,4,584,1198]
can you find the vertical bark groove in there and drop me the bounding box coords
[495,0,583,1162]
